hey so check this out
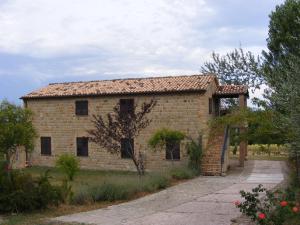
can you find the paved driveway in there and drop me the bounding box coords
[54,160,285,225]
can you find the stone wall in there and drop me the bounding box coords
[26,90,215,172]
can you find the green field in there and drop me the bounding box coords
[230,144,289,161]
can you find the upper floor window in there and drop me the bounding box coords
[120,99,134,116]
[76,100,88,116]
[41,137,51,156]
[166,141,180,160]
[77,137,89,157]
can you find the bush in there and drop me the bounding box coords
[56,154,79,181]
[186,139,202,171]
[0,170,62,213]
[170,167,198,180]
[235,184,300,225]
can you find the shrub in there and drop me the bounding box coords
[186,139,202,171]
[235,184,300,225]
[140,174,169,192]
[0,170,62,213]
[56,154,79,181]
[170,167,198,180]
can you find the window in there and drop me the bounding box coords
[166,141,180,160]
[121,138,134,159]
[209,98,213,114]
[77,137,89,157]
[41,137,51,156]
[120,99,134,116]
[76,100,88,116]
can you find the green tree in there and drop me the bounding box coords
[0,101,36,168]
[148,128,185,163]
[262,0,300,83]
[210,108,287,147]
[261,0,300,181]
[201,48,263,91]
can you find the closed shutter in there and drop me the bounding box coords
[77,137,89,157]
[120,99,134,116]
[166,141,180,160]
[41,137,51,156]
[121,138,134,158]
[76,101,88,115]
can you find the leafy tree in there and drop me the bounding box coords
[88,99,157,176]
[262,0,300,83]
[210,108,287,147]
[201,48,263,91]
[0,100,36,168]
[148,128,185,163]
[261,0,300,181]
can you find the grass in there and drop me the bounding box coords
[1,166,197,225]
[229,144,288,161]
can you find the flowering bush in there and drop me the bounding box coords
[235,184,300,225]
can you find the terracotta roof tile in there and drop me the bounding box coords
[22,74,217,99]
[216,85,248,96]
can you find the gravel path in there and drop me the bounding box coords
[54,160,285,225]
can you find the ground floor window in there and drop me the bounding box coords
[166,141,180,160]
[41,137,51,156]
[121,138,134,159]
[77,137,89,157]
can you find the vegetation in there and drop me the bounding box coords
[186,137,203,171]
[235,184,300,225]
[148,128,185,163]
[201,48,263,91]
[1,165,198,224]
[0,168,62,213]
[56,154,79,181]
[88,99,157,175]
[0,100,36,168]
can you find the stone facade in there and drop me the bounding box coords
[25,89,218,172]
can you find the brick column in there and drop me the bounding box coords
[239,94,247,167]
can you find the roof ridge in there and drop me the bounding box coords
[49,73,216,85]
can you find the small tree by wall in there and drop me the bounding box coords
[148,128,185,164]
[0,100,36,169]
[88,99,157,175]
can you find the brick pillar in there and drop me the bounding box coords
[239,94,247,167]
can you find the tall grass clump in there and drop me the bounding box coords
[169,167,199,180]
[72,173,170,205]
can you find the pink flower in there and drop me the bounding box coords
[280,201,288,207]
[292,207,299,213]
[258,213,266,220]
[234,200,241,206]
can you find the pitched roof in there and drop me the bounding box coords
[21,74,218,99]
[216,85,248,96]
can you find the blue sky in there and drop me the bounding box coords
[0,0,283,104]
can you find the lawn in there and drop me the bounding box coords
[229,144,288,161]
[1,166,197,225]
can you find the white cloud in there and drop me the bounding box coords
[0,0,280,82]
[0,0,215,58]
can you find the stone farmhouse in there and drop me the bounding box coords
[21,74,248,175]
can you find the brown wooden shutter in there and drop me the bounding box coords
[121,138,134,158]
[76,101,88,115]
[120,99,134,116]
[77,137,89,156]
[41,137,51,156]
[166,141,180,160]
